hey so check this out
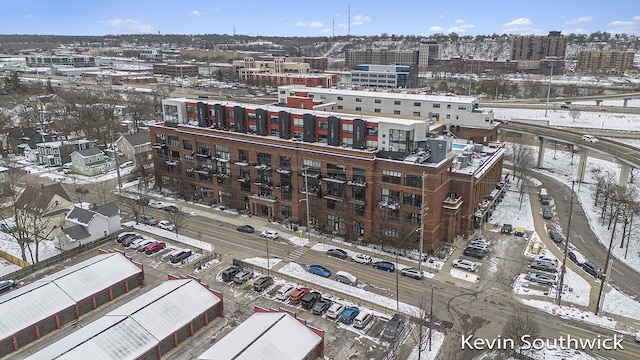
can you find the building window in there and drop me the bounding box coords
[185,154,194,165]
[168,136,179,147]
[382,170,401,184]
[318,120,328,130]
[414,102,421,107]
[215,145,230,161]
[183,140,192,150]
[404,174,423,188]
[337,105,343,110]
[403,193,422,207]
[404,211,421,225]
[342,123,353,133]
[394,100,401,105]
[413,111,421,116]
[381,225,398,238]
[374,109,381,113]
[433,103,440,108]
[293,117,304,127]
[374,99,381,104]
[342,137,353,147]
[328,215,345,230]
[337,96,343,101]
[282,205,292,218]
[355,107,362,111]
[355,98,362,102]
[447,104,451,109]
[394,110,401,115]
[458,105,467,110]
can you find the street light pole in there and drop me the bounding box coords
[557,181,575,306]
[304,167,311,243]
[419,172,429,270]
[544,61,554,117]
[266,236,270,277]
[396,226,421,310]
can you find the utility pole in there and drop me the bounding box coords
[544,61,554,117]
[419,172,429,270]
[556,181,574,305]
[429,285,433,351]
[595,211,618,314]
[304,167,311,243]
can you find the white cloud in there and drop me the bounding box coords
[295,21,324,28]
[606,20,638,34]
[438,14,444,19]
[634,16,640,21]
[190,10,205,16]
[447,24,475,34]
[309,21,323,28]
[320,28,331,33]
[607,20,635,27]
[351,14,371,26]
[503,17,534,34]
[564,27,589,34]
[101,19,154,33]
[429,26,444,32]
[337,23,348,28]
[566,16,592,25]
[455,19,465,24]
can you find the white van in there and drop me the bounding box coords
[539,188,550,205]
[335,271,358,286]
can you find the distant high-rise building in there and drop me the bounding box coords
[577,50,636,74]
[419,40,441,70]
[345,48,419,68]
[509,31,566,61]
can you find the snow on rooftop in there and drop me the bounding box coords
[197,312,321,360]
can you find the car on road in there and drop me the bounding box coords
[289,287,310,304]
[311,298,332,315]
[568,249,587,266]
[149,201,165,208]
[382,314,405,339]
[340,306,360,324]
[582,134,598,143]
[542,208,553,219]
[400,267,424,279]
[169,249,192,264]
[326,303,346,320]
[145,241,166,254]
[275,284,296,300]
[75,186,89,194]
[163,205,179,213]
[373,261,395,272]
[335,271,358,285]
[452,259,477,272]
[0,279,17,294]
[352,253,372,265]
[221,266,241,282]
[236,225,255,233]
[560,104,570,109]
[528,273,557,286]
[139,215,158,226]
[252,276,273,292]
[233,269,254,284]
[158,220,175,231]
[327,248,348,259]
[582,261,602,279]
[353,311,374,329]
[308,264,331,278]
[463,247,486,259]
[635,331,640,343]
[260,230,279,239]
[549,230,564,243]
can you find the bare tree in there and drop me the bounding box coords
[501,311,540,359]
[509,138,535,210]
[569,109,581,122]
[170,208,190,236]
[93,179,114,205]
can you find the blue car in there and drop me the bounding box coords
[340,306,360,324]
[373,261,395,272]
[308,264,331,278]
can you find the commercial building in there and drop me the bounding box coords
[25,55,95,68]
[233,57,311,79]
[350,64,416,88]
[418,40,441,69]
[245,72,338,88]
[0,251,143,358]
[152,63,199,78]
[151,91,504,251]
[577,50,636,74]
[345,48,419,68]
[509,31,566,61]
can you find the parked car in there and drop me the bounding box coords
[465,244,488,253]
[301,291,322,309]
[353,311,374,329]
[148,201,165,209]
[373,261,395,272]
[530,260,557,273]
[236,225,255,233]
[119,161,134,169]
[327,248,348,259]
[568,249,587,266]
[400,267,424,279]
[133,239,156,251]
[117,232,136,243]
[469,237,490,247]
[335,270,358,285]
[145,241,166,254]
[163,205,179,213]
[275,284,296,300]
[528,273,557,286]
[221,266,241,282]
[308,264,331,277]
[0,222,16,233]
[500,224,513,234]
[635,331,640,343]
[463,247,486,259]
[382,314,405,339]
[582,134,598,143]
[452,259,477,272]
[326,302,346,320]
[352,253,372,265]
[261,230,279,239]
[533,255,558,266]
[340,306,360,324]
[582,261,602,279]
[122,235,143,247]
[0,279,17,294]
[549,230,564,243]
[252,276,273,292]
[311,298,332,315]
[233,269,254,284]
[139,215,158,226]
[158,220,175,231]
[170,249,192,264]
[289,287,310,304]
[542,208,553,220]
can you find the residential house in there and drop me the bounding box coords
[15,183,73,240]
[0,166,11,197]
[57,202,121,250]
[36,139,93,168]
[70,147,116,176]
[116,131,152,165]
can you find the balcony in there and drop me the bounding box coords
[299,186,319,195]
[237,176,250,183]
[194,166,212,175]
[348,179,367,187]
[301,169,321,179]
[234,161,249,167]
[254,163,271,170]
[215,157,230,163]
[324,194,344,202]
[195,150,211,157]
[443,194,463,210]
[276,167,291,174]
[251,194,278,203]
[151,142,167,149]
[323,175,347,184]
[377,201,400,210]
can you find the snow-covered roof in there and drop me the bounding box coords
[26,279,221,360]
[198,312,322,360]
[0,253,141,341]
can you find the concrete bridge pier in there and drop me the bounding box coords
[623,98,630,107]
[595,99,603,107]
[576,149,588,183]
[619,163,631,187]
[537,137,547,168]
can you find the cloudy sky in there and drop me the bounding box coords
[1,0,638,37]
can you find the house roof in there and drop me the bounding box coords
[198,312,322,360]
[61,224,91,240]
[73,147,104,157]
[16,183,71,214]
[94,202,119,217]
[66,207,95,225]
[122,131,151,147]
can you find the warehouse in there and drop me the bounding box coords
[0,250,143,357]
[26,276,223,360]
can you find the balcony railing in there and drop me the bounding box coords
[377,201,400,210]
[348,179,367,187]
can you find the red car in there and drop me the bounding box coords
[289,287,310,304]
[145,241,166,254]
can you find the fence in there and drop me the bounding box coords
[0,249,29,268]
[193,253,222,271]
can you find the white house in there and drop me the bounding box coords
[57,202,121,250]
[70,147,115,176]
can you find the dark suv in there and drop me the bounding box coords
[382,314,405,339]
[170,250,192,264]
[301,291,322,309]
[327,248,348,259]
[221,266,241,282]
[252,276,273,292]
[582,262,602,279]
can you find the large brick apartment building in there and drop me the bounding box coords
[151,93,504,251]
